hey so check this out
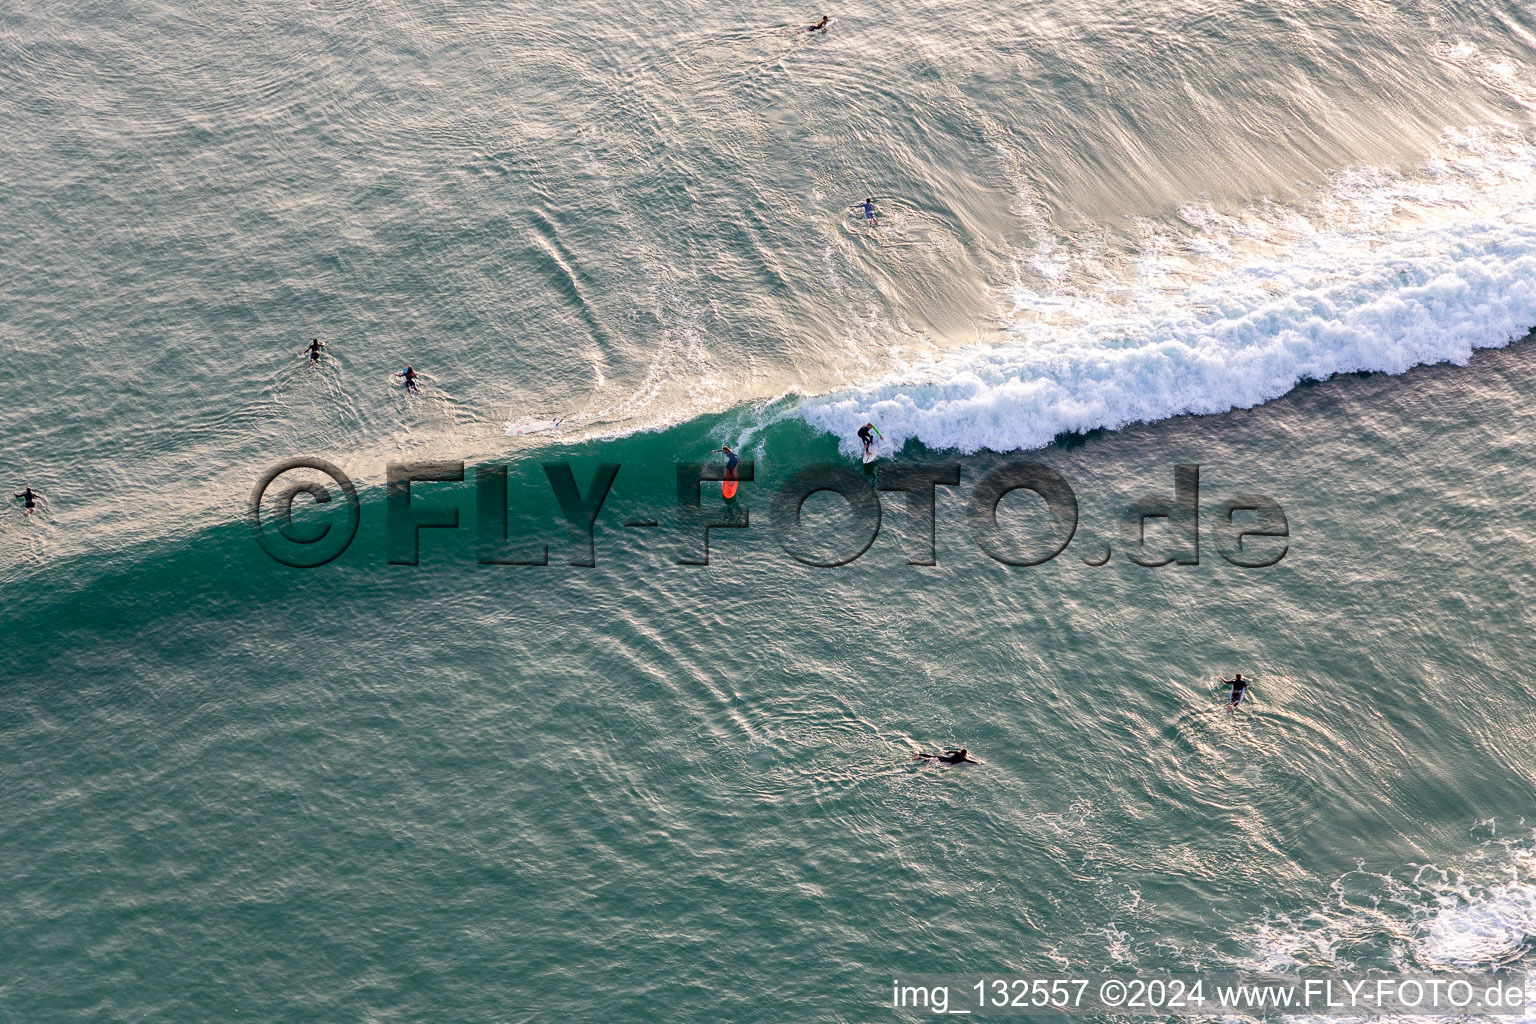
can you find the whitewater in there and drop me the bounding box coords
[798,126,1536,455]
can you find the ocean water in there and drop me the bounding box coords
[4,0,1536,1020]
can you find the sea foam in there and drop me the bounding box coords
[797,127,1536,456]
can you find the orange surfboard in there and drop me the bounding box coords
[722,467,738,499]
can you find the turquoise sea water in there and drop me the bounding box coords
[5,1,1536,1021]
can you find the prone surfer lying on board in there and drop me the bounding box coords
[303,338,325,365]
[807,15,828,31]
[14,486,41,514]
[395,365,420,394]
[857,421,882,455]
[711,444,740,474]
[1219,673,1249,708]
[913,747,979,764]
[850,197,878,224]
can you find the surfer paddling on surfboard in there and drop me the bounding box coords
[850,197,878,225]
[712,444,740,498]
[303,338,326,365]
[857,422,882,461]
[1219,673,1250,709]
[913,747,979,764]
[807,14,828,31]
[395,365,420,395]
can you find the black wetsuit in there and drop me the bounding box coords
[918,749,976,764]
[1226,678,1248,706]
[16,489,37,510]
[307,341,323,363]
[857,425,875,451]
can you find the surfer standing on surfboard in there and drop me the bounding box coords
[857,422,882,458]
[711,444,740,474]
[711,445,741,498]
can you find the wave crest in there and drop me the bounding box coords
[798,127,1536,454]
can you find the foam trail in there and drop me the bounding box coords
[798,129,1536,455]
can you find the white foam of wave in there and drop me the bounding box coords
[1235,840,1536,973]
[1416,879,1536,968]
[1221,841,1536,1024]
[797,124,1536,455]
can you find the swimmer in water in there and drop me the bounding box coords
[850,197,877,225]
[14,486,41,514]
[808,15,828,31]
[857,421,882,456]
[711,444,741,476]
[914,748,979,764]
[1219,673,1250,708]
[303,338,325,365]
[395,365,420,394]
